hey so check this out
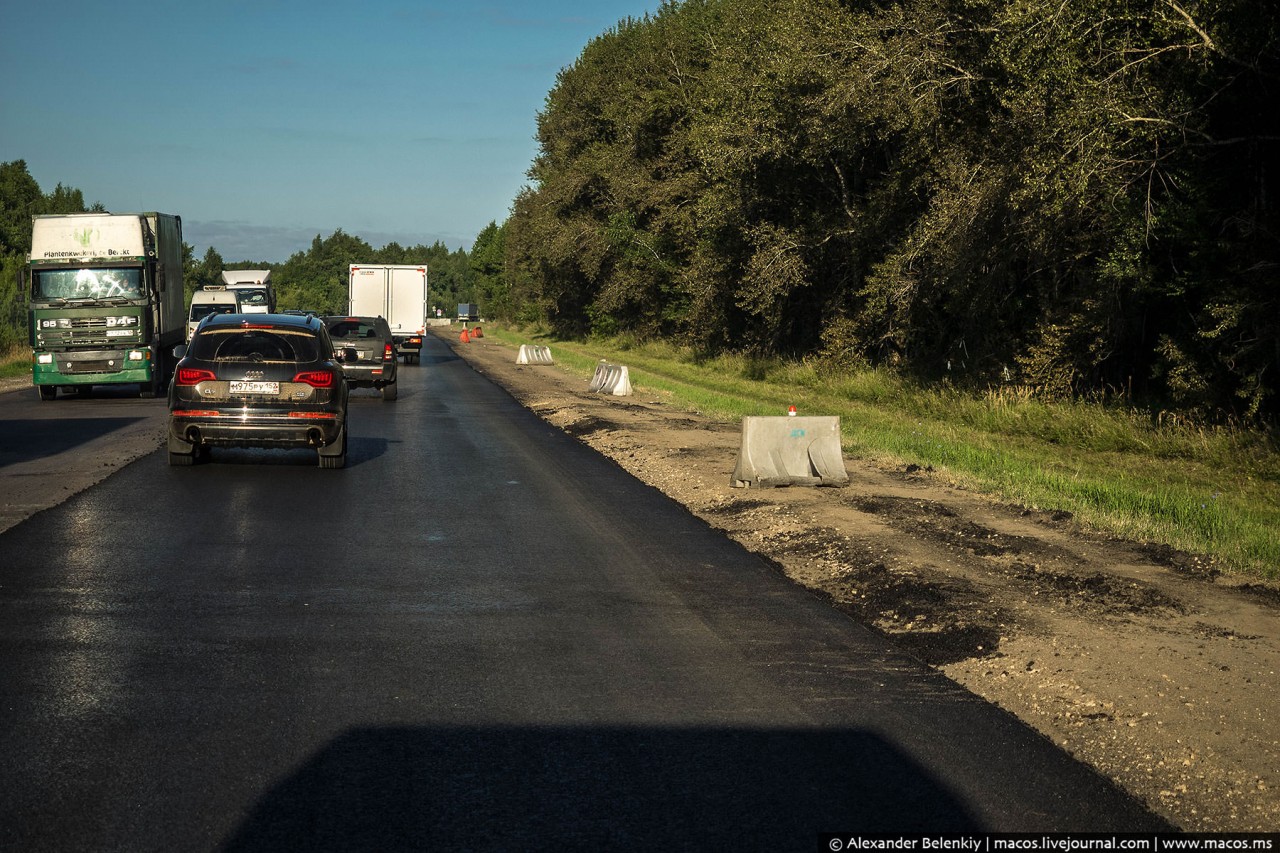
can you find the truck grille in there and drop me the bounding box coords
[41,329,142,347]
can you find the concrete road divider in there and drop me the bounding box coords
[588,361,633,396]
[517,344,554,365]
[731,416,848,488]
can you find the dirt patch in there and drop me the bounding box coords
[441,330,1280,831]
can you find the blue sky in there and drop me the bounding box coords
[0,1,659,262]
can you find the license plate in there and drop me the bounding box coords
[229,380,280,395]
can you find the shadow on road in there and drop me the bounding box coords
[190,436,391,469]
[222,725,982,850]
[0,417,146,468]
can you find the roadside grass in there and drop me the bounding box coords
[485,325,1280,580]
[0,345,30,380]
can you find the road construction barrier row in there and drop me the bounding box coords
[731,415,848,488]
[516,344,554,365]
[588,361,633,396]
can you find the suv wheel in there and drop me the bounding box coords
[382,381,398,401]
[318,426,347,469]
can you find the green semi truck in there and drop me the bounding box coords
[27,212,185,400]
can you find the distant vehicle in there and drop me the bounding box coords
[221,270,275,313]
[348,264,428,363]
[167,313,350,468]
[457,303,479,323]
[322,315,398,401]
[187,287,239,340]
[27,211,185,400]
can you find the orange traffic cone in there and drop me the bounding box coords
[460,329,471,343]
[472,326,483,338]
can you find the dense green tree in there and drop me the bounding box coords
[470,221,510,319]
[502,0,1280,418]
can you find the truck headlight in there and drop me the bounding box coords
[36,354,54,364]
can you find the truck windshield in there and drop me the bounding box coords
[234,288,270,307]
[190,303,236,323]
[34,268,144,301]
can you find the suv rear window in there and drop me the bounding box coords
[326,319,385,341]
[189,328,323,362]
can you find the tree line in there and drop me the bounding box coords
[497,0,1279,420]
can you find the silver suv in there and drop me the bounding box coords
[322,315,399,401]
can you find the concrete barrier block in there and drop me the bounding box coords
[517,344,554,365]
[731,416,848,488]
[588,361,632,396]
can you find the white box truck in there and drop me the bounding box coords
[348,264,428,363]
[28,212,185,399]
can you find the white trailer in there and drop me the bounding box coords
[348,264,428,363]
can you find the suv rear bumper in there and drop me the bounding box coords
[341,363,397,387]
[169,413,344,450]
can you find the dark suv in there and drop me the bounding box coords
[322,315,398,401]
[167,313,350,468]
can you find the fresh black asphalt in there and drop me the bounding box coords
[0,335,1169,850]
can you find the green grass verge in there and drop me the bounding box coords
[485,325,1280,580]
[0,345,31,380]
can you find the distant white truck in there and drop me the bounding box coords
[186,286,238,340]
[348,264,428,363]
[221,269,274,313]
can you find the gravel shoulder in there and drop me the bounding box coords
[438,328,1279,832]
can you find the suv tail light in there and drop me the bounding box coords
[383,344,394,361]
[176,367,216,385]
[293,370,335,388]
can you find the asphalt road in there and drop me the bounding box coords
[0,336,1168,850]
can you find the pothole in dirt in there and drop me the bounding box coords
[759,526,1007,665]
[1009,561,1186,615]
[704,499,772,517]
[1238,583,1280,607]
[852,495,957,518]
[850,495,1024,557]
[884,625,1004,667]
[1194,622,1261,641]
[1140,542,1221,580]
[561,416,618,437]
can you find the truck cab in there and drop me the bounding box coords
[221,270,275,314]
